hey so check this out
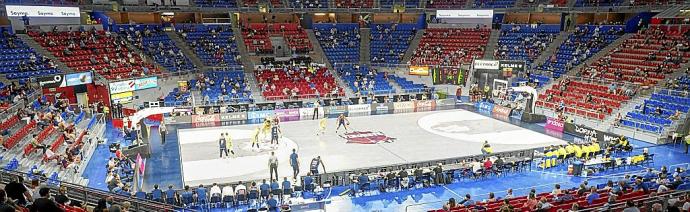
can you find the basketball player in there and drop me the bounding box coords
[262,118,272,140]
[317,117,327,135]
[270,122,281,145]
[224,132,235,157]
[309,156,326,175]
[335,114,350,133]
[481,140,493,155]
[251,126,261,150]
[219,133,228,158]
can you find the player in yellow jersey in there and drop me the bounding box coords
[317,117,327,135]
[251,126,261,150]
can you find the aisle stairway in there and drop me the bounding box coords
[532,31,572,69]
[360,28,371,65]
[401,29,425,64]
[483,29,500,59]
[165,31,206,69]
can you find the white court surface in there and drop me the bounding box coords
[177,109,567,186]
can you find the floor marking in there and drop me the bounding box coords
[442,185,463,198]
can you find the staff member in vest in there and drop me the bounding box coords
[269,151,279,181]
[481,140,493,155]
[290,149,299,180]
[159,121,167,144]
[219,133,228,158]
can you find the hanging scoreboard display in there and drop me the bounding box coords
[432,67,466,85]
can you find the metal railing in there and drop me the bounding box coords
[0,169,191,212]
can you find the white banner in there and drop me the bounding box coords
[5,5,80,18]
[347,104,371,113]
[109,77,158,94]
[436,10,493,19]
[473,60,500,70]
[299,108,324,119]
[129,107,176,125]
[393,101,415,110]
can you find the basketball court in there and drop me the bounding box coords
[176,109,568,186]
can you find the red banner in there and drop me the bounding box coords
[192,114,220,128]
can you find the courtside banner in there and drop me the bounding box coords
[563,122,620,143]
[191,114,220,128]
[347,104,371,113]
[247,110,275,120]
[414,100,437,112]
[372,103,392,114]
[324,106,347,115]
[545,117,564,133]
[275,109,300,122]
[510,109,524,120]
[299,108,324,119]
[492,105,512,117]
[435,99,456,107]
[164,115,192,124]
[393,101,414,109]
[219,112,248,122]
[393,101,415,113]
[475,101,494,111]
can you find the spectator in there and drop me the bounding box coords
[165,185,178,205]
[459,194,474,207]
[586,187,600,204]
[93,199,107,212]
[5,176,31,206]
[623,200,640,212]
[443,198,456,210]
[29,187,63,212]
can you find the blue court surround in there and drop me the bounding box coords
[82,104,690,212]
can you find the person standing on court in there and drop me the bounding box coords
[312,100,320,120]
[290,149,299,180]
[269,151,279,181]
[225,132,235,158]
[219,133,227,158]
[159,121,167,144]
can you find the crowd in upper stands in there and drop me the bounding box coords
[0,27,61,80]
[256,59,343,100]
[495,24,558,67]
[314,24,361,64]
[178,24,242,67]
[411,26,489,66]
[370,24,416,64]
[538,25,624,78]
[120,25,196,72]
[30,27,160,80]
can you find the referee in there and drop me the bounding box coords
[269,151,279,181]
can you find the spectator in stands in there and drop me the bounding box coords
[623,200,640,212]
[93,199,107,212]
[521,193,538,210]
[443,198,456,210]
[459,194,474,207]
[29,187,62,212]
[196,184,208,206]
[165,185,178,205]
[6,176,31,206]
[585,187,600,204]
